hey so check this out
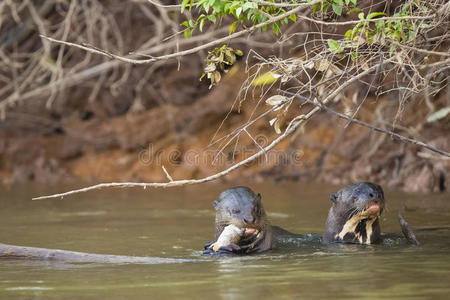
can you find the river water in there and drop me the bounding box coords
[1,182,449,299]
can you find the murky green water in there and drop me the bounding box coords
[1,182,449,299]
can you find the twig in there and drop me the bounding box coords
[40,0,322,65]
[388,39,450,57]
[296,14,434,26]
[345,47,384,128]
[279,90,450,158]
[162,165,174,182]
[147,0,182,9]
[250,0,305,8]
[32,57,383,200]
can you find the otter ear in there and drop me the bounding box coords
[330,193,338,203]
[213,200,219,208]
[256,193,262,204]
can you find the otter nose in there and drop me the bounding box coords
[244,216,255,224]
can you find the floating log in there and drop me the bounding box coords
[0,243,199,264]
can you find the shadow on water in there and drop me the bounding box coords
[0,182,449,299]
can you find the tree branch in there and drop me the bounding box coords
[296,14,434,26]
[250,0,307,7]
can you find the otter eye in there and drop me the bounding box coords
[369,193,374,198]
[232,209,241,214]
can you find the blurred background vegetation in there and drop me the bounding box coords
[0,0,448,193]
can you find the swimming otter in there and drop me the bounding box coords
[323,182,385,244]
[203,186,290,255]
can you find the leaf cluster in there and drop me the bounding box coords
[181,0,299,38]
[200,45,244,88]
[327,2,431,57]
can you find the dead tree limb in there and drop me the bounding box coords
[0,243,199,264]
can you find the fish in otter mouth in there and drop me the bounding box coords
[323,182,385,245]
[203,186,274,255]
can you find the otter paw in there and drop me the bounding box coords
[202,243,242,257]
[203,240,215,250]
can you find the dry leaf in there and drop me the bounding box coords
[304,60,314,69]
[269,117,277,126]
[266,95,288,107]
[274,119,281,134]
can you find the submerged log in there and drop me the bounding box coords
[0,243,199,264]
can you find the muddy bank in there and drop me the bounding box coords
[1,62,449,193]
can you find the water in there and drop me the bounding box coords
[1,182,449,299]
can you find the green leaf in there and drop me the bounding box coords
[427,107,450,122]
[289,14,297,22]
[358,12,364,20]
[332,3,343,16]
[181,20,189,27]
[327,38,342,53]
[350,0,357,6]
[242,2,257,12]
[236,7,242,18]
[181,0,189,13]
[252,72,281,86]
[346,7,360,14]
[312,3,319,14]
[184,28,192,39]
[207,14,216,23]
[199,18,205,32]
[367,12,386,19]
[344,29,352,39]
[229,21,237,34]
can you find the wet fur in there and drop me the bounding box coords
[212,186,273,254]
[323,182,385,244]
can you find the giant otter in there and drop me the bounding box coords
[203,186,292,255]
[204,183,418,255]
[323,182,384,244]
[323,182,420,245]
[323,182,385,244]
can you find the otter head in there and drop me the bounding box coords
[213,186,267,240]
[324,182,385,245]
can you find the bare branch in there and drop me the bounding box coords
[388,39,450,57]
[147,0,182,9]
[250,0,306,7]
[296,14,435,26]
[162,165,174,182]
